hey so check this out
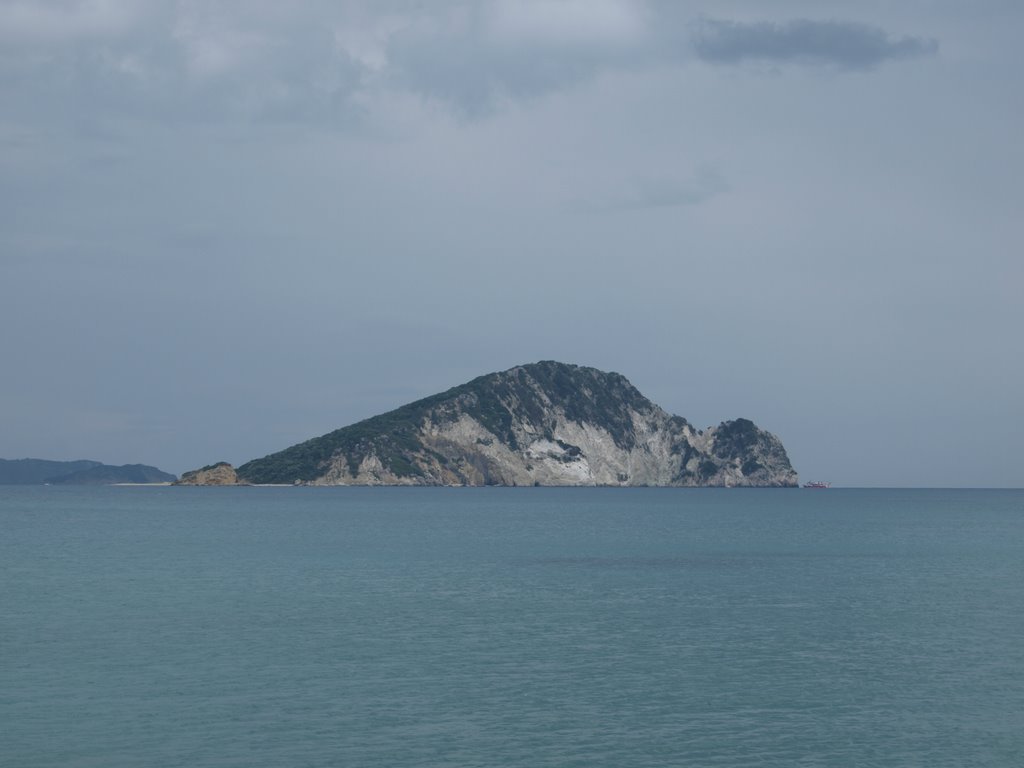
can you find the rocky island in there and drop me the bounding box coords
[176,462,239,486]
[181,361,798,487]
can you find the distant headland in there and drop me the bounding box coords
[178,361,798,488]
[0,458,176,485]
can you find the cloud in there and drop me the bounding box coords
[384,1,648,116]
[172,15,270,79]
[585,166,730,212]
[0,0,144,44]
[692,18,938,70]
[0,4,942,129]
[486,0,644,46]
[0,2,369,126]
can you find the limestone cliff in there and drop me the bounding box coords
[227,361,797,487]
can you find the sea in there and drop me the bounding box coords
[3,486,1023,767]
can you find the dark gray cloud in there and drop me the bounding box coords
[692,18,938,69]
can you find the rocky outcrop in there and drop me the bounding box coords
[174,462,239,486]
[226,361,798,487]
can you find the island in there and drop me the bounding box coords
[178,361,798,487]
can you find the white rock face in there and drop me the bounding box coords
[310,403,795,488]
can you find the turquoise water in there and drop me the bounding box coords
[3,487,1023,767]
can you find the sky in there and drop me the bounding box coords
[2,0,1021,487]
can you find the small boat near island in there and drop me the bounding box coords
[803,481,832,489]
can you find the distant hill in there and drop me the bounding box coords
[49,464,177,485]
[0,458,176,485]
[183,361,798,487]
[0,459,102,484]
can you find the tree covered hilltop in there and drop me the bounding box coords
[179,361,798,487]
